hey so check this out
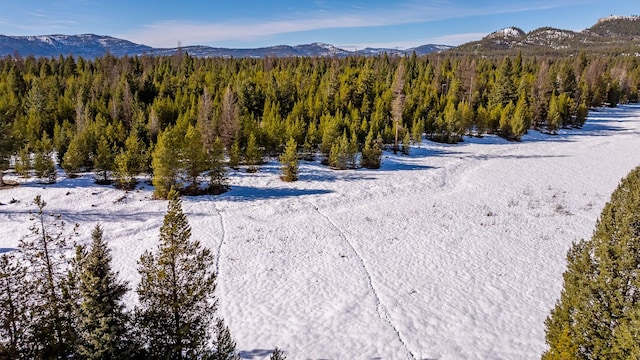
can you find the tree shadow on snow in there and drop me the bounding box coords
[238,349,275,359]
[208,185,333,202]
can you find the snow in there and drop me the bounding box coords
[2,105,640,359]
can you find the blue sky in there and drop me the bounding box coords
[0,0,636,49]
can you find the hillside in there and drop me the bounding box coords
[453,15,640,55]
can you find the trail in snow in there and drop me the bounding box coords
[306,198,417,360]
[212,201,226,277]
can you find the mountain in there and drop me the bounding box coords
[453,15,640,55]
[0,34,153,58]
[0,35,450,59]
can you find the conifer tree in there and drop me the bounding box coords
[34,132,57,183]
[360,130,382,169]
[114,132,147,190]
[136,188,217,359]
[213,318,240,360]
[228,140,241,170]
[94,135,114,184]
[0,253,33,359]
[208,137,228,194]
[15,146,31,178]
[543,166,640,359]
[575,101,588,128]
[74,224,135,359]
[328,132,350,170]
[62,134,85,178]
[152,128,180,199]
[401,131,411,155]
[181,125,208,193]
[19,195,78,358]
[279,137,298,182]
[0,117,13,187]
[270,348,286,360]
[547,92,562,134]
[245,132,261,173]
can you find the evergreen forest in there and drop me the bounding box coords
[0,51,638,197]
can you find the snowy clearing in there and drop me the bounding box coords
[1,105,640,359]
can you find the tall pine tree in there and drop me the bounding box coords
[74,224,136,359]
[543,166,640,359]
[19,195,78,359]
[136,188,217,359]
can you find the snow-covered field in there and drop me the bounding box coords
[2,105,640,359]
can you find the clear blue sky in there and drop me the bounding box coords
[0,0,636,49]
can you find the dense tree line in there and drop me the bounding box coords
[0,52,638,196]
[543,166,640,359]
[0,190,286,359]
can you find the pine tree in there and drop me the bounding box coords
[270,348,286,360]
[136,188,217,359]
[114,132,147,190]
[228,140,241,170]
[62,134,86,178]
[0,253,33,359]
[245,132,261,173]
[360,130,382,169]
[152,128,180,199]
[15,146,31,178]
[279,137,298,182]
[181,125,208,194]
[543,166,640,359]
[75,224,135,359]
[328,132,349,170]
[208,137,228,194]
[547,92,562,134]
[575,101,588,128]
[19,195,78,359]
[34,132,57,183]
[213,318,240,360]
[401,131,411,155]
[0,114,14,186]
[94,135,114,184]
[510,96,529,141]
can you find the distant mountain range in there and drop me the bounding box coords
[453,15,640,54]
[0,34,452,59]
[0,15,638,59]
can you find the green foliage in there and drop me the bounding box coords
[62,134,85,178]
[151,128,180,199]
[228,140,241,170]
[0,50,636,185]
[34,132,57,183]
[136,188,217,359]
[114,132,147,190]
[360,130,382,169]
[401,131,411,155]
[270,348,287,360]
[0,254,32,359]
[543,166,640,359]
[181,125,208,193]
[15,146,31,178]
[94,136,115,184]
[279,137,299,182]
[245,132,261,173]
[74,225,136,359]
[328,132,351,170]
[208,137,228,194]
[212,318,240,360]
[19,196,78,358]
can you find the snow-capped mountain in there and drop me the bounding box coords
[454,15,640,54]
[0,34,450,59]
